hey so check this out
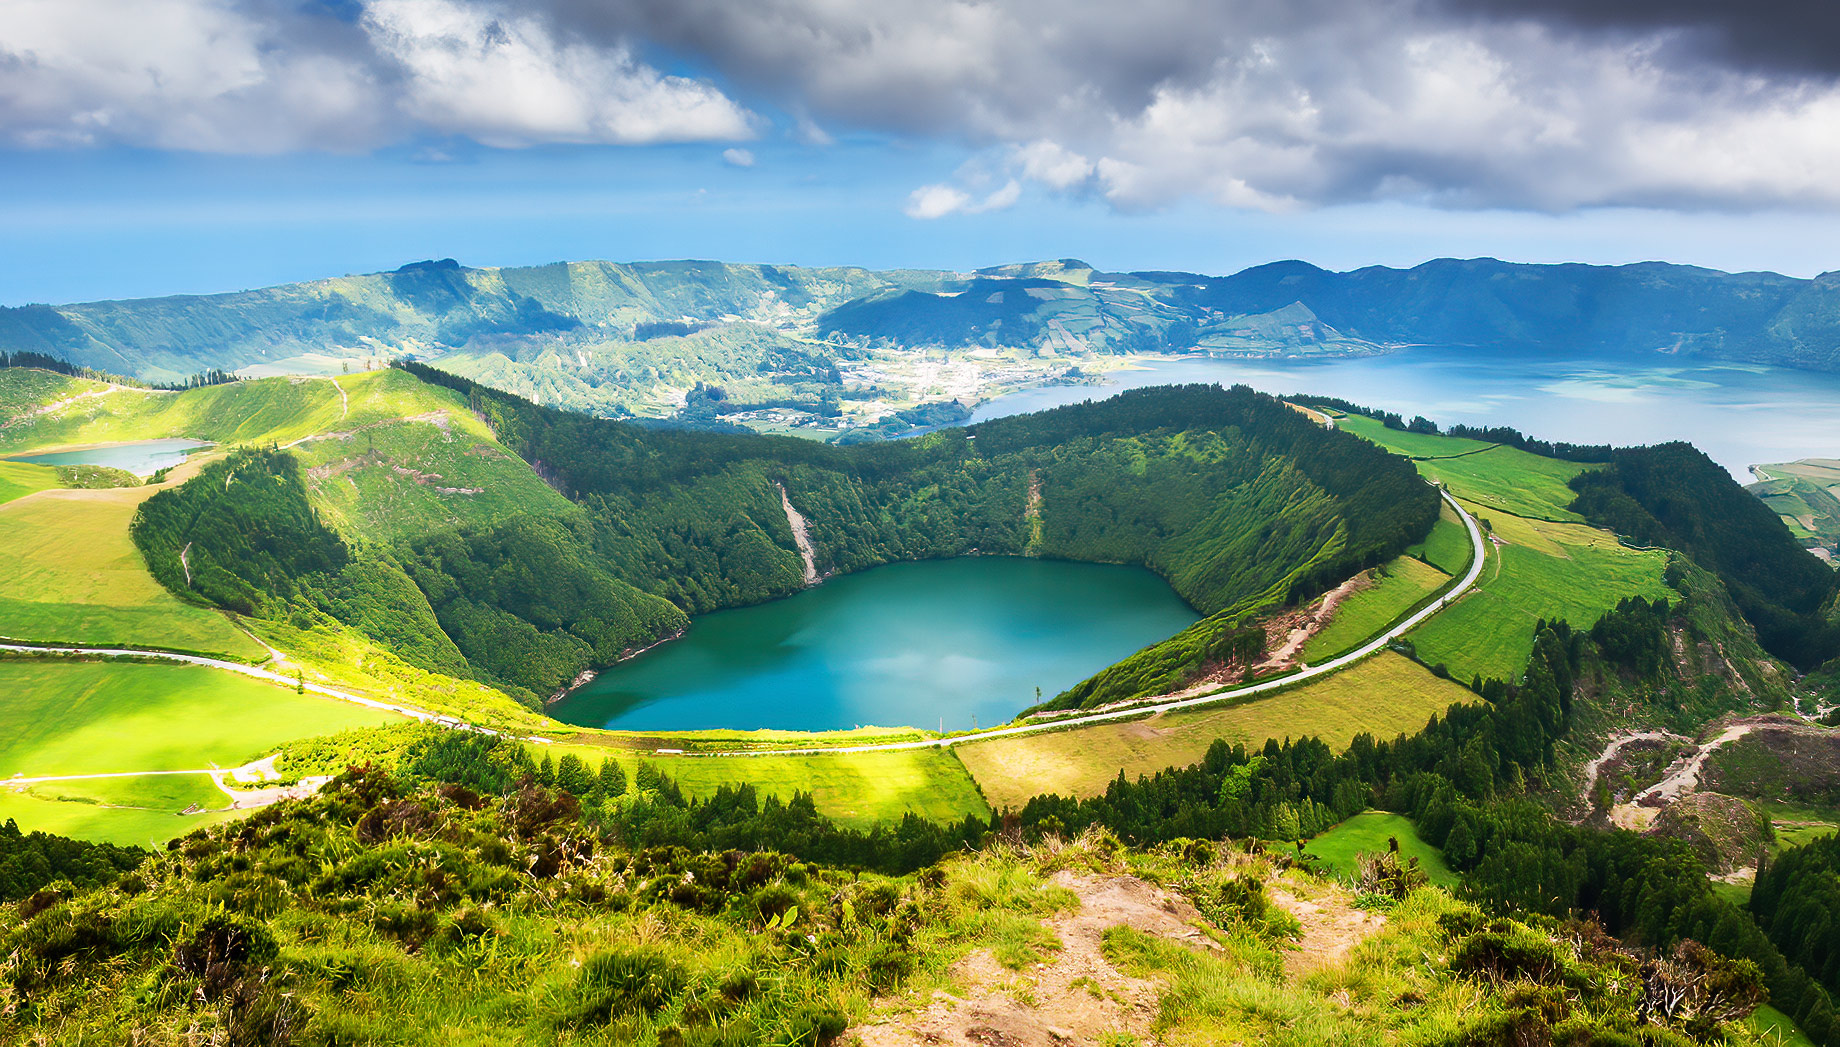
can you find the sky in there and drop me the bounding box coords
[4,0,1840,304]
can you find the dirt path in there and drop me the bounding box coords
[852,872,1214,1047]
[1268,882,1388,977]
[1254,570,1373,673]
[776,482,820,585]
[1579,730,1683,802]
[1635,721,1766,805]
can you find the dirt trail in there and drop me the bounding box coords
[1268,883,1387,977]
[853,872,1214,1047]
[1636,720,1766,805]
[776,482,820,585]
[1254,571,1373,673]
[1579,730,1683,802]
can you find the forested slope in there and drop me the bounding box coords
[126,368,1437,712]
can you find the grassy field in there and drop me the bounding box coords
[1407,503,1473,575]
[1749,459,1840,552]
[0,371,350,454]
[1751,1005,1818,1047]
[0,787,244,847]
[0,460,61,506]
[1407,503,1671,683]
[0,659,400,779]
[1302,556,1451,662]
[1762,801,1840,853]
[542,742,991,829]
[1416,446,1596,521]
[1305,811,1459,887]
[0,484,267,658]
[1337,415,1495,458]
[957,652,1476,811]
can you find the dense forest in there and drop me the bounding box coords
[1751,834,1840,1004]
[0,819,144,903]
[128,372,1434,707]
[160,366,1425,707]
[1569,442,1840,670]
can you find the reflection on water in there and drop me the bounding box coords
[551,557,1199,733]
[971,350,1840,480]
[5,438,209,477]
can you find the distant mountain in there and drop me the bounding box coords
[5,255,1840,389]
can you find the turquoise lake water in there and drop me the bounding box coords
[5,438,209,477]
[550,556,1199,733]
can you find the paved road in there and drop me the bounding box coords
[704,485,1486,757]
[2,486,1483,765]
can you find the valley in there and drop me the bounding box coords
[4,320,1839,1046]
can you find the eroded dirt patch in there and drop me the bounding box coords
[852,872,1214,1047]
[1267,882,1387,978]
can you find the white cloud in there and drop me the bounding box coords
[0,0,755,151]
[362,0,754,147]
[905,178,1022,219]
[722,147,756,167]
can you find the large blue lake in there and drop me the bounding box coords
[972,349,1840,480]
[550,557,1199,733]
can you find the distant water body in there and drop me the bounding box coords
[550,557,1198,733]
[971,350,1840,481]
[5,438,208,477]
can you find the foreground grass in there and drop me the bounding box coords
[1407,502,1671,683]
[0,659,400,780]
[1305,811,1458,887]
[0,483,264,659]
[1301,556,1450,663]
[958,653,1475,811]
[3,784,1758,1047]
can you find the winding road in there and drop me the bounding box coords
[709,485,1486,757]
[3,485,1484,769]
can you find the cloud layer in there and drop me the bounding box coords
[3,0,1837,213]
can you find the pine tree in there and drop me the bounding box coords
[599,759,628,798]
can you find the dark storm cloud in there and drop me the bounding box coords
[1432,0,1840,77]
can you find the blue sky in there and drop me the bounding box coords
[5,0,1840,304]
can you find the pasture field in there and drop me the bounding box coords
[1336,415,1496,458]
[0,659,400,780]
[25,773,227,813]
[1414,445,1594,521]
[1302,556,1450,663]
[957,652,1476,811]
[543,742,991,829]
[1749,459,1840,551]
[0,788,244,848]
[0,460,60,506]
[1407,502,1473,575]
[1762,801,1840,853]
[1407,502,1670,683]
[0,371,349,454]
[1305,811,1459,887]
[0,485,266,658]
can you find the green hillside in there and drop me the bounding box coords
[113,371,1435,710]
